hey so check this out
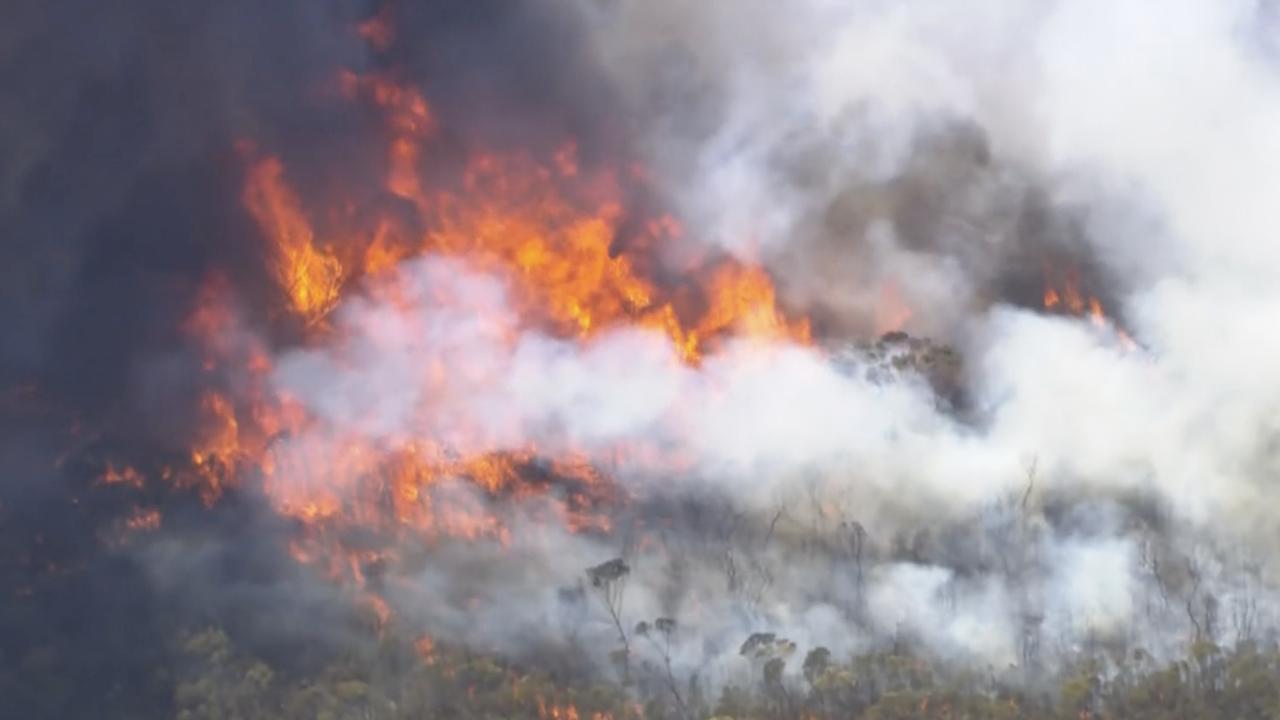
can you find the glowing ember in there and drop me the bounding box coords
[96,463,144,489]
[124,506,162,533]
[414,634,436,665]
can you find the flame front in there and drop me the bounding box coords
[177,29,811,607]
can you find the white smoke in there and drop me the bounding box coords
[259,0,1280,688]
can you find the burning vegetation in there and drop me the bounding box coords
[8,1,1280,719]
[181,43,815,594]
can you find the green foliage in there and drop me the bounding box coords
[171,626,642,720]
[699,637,1280,720]
[160,624,1280,720]
[802,645,833,704]
[174,628,279,720]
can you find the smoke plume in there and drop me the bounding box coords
[8,0,1280,715]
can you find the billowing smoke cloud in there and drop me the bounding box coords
[232,0,1280,689]
[10,0,1280,714]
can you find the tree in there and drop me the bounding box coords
[636,617,690,719]
[587,557,632,683]
[173,628,279,720]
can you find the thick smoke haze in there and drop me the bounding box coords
[257,0,1280,683]
[7,0,1280,716]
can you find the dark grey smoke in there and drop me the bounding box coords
[8,1,1280,718]
[0,2,626,717]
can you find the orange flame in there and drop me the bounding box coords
[414,634,436,665]
[1041,264,1135,350]
[356,6,395,53]
[242,157,344,327]
[106,505,163,547]
[245,65,805,360]
[176,16,814,640]
[97,463,144,490]
[1043,286,1061,309]
[124,506,162,533]
[874,279,913,335]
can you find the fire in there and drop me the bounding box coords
[1043,286,1061,309]
[97,463,144,489]
[538,698,619,720]
[247,63,805,360]
[1088,297,1104,326]
[1041,266,1093,318]
[187,391,245,506]
[1041,264,1136,350]
[689,263,811,354]
[874,279,913,335]
[242,157,344,327]
[414,634,436,664]
[356,5,395,53]
[364,592,392,632]
[337,69,435,203]
[105,505,163,547]
[124,506,162,532]
[171,9,813,647]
